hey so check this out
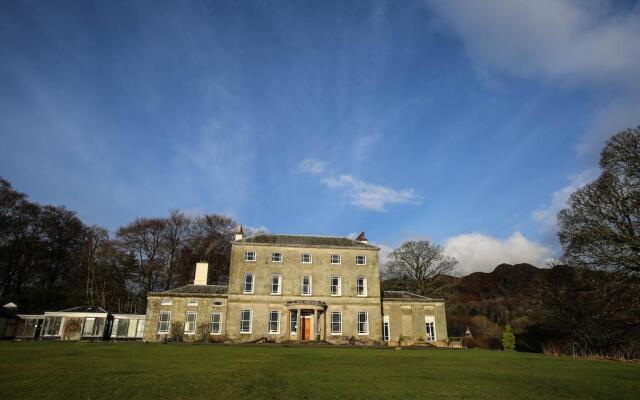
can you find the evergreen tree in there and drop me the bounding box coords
[502,324,516,351]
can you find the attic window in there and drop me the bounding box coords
[301,253,312,264]
[187,299,198,307]
[245,251,256,262]
[355,255,366,265]
[213,301,223,307]
[160,299,172,306]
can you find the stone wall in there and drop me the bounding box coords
[382,300,448,346]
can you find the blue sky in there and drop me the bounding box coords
[1,0,639,273]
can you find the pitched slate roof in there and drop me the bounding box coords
[150,284,228,296]
[382,291,442,302]
[234,234,378,249]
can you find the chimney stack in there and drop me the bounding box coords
[194,262,209,285]
[235,225,244,241]
[356,231,368,244]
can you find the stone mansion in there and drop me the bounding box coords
[143,227,448,346]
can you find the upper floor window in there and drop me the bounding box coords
[187,299,198,306]
[243,273,254,294]
[301,275,312,295]
[271,274,282,295]
[330,276,341,296]
[245,251,256,262]
[213,301,224,307]
[330,254,341,264]
[240,309,252,334]
[355,255,367,265]
[301,253,312,264]
[357,311,369,335]
[160,298,172,305]
[271,252,283,262]
[356,277,367,296]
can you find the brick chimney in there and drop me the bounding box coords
[194,262,209,285]
[356,231,368,244]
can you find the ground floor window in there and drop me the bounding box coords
[357,312,368,335]
[383,315,390,342]
[290,310,298,334]
[330,312,342,335]
[268,310,280,334]
[185,312,197,334]
[240,309,252,334]
[135,319,145,337]
[83,317,105,337]
[18,319,38,337]
[116,319,130,337]
[158,311,171,334]
[425,316,436,341]
[42,316,62,336]
[210,312,222,335]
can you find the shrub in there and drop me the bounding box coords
[502,324,516,351]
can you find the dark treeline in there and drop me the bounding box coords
[0,178,240,314]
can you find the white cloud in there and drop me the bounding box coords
[427,0,640,86]
[298,159,326,175]
[532,168,600,242]
[320,174,422,212]
[444,231,554,275]
[427,0,640,157]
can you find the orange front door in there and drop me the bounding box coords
[302,316,311,340]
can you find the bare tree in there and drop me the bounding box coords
[116,218,166,295]
[386,240,457,296]
[162,210,192,290]
[558,127,640,278]
[83,225,108,305]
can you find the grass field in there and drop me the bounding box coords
[0,342,638,400]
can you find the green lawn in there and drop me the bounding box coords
[0,342,638,400]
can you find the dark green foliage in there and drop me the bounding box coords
[0,177,236,314]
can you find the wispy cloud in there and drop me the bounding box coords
[320,175,421,212]
[299,159,422,212]
[298,159,326,175]
[427,0,640,156]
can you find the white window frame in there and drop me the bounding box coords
[271,252,283,262]
[425,316,437,342]
[270,274,282,295]
[330,254,341,264]
[268,310,280,334]
[301,253,312,264]
[243,273,254,294]
[184,311,197,335]
[355,255,367,265]
[160,298,172,305]
[210,312,222,335]
[213,301,223,307]
[383,315,390,342]
[135,319,145,338]
[356,277,367,297]
[330,311,342,335]
[357,311,369,335]
[330,276,342,296]
[187,299,198,307]
[290,310,298,335]
[301,275,312,296]
[158,311,171,334]
[240,309,252,334]
[245,251,256,262]
[42,316,63,337]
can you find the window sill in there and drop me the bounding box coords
[268,332,280,335]
[330,332,342,336]
[210,333,222,336]
[270,293,282,296]
[357,333,369,336]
